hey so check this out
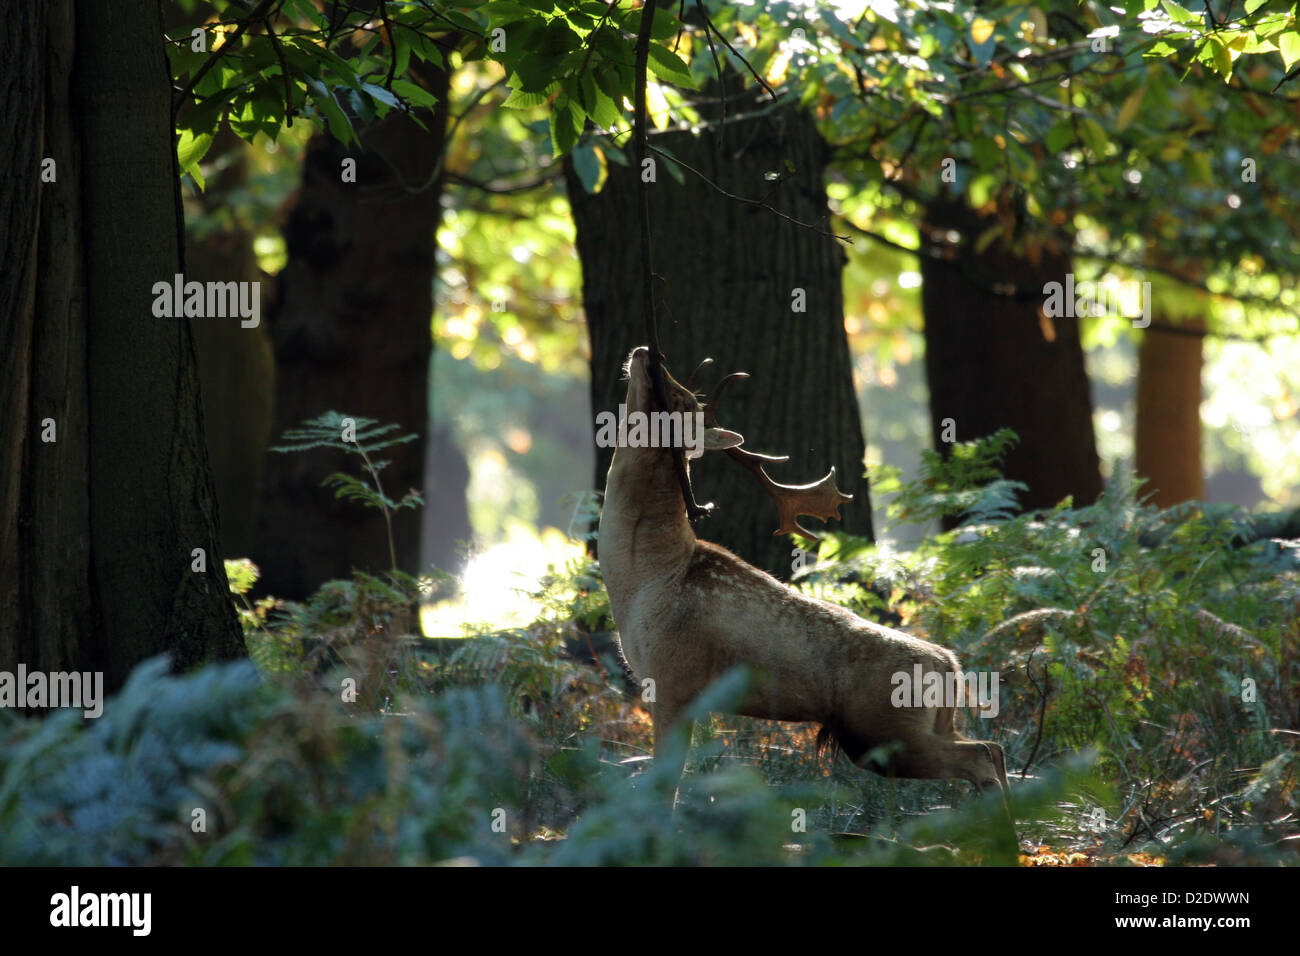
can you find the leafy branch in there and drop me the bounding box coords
[271,411,423,571]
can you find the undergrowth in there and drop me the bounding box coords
[3,429,1296,865]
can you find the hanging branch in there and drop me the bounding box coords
[633,0,711,521]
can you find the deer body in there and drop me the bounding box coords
[599,347,1012,821]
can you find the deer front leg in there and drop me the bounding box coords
[949,739,1016,843]
[651,698,691,808]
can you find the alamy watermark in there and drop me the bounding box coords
[890,664,1000,718]
[151,273,261,328]
[594,406,707,458]
[1042,274,1150,329]
[50,886,150,936]
[0,664,103,718]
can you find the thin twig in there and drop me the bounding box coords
[264,12,295,127]
[646,144,851,243]
[696,0,726,150]
[634,0,707,522]
[1021,653,1049,777]
[446,170,562,194]
[379,0,398,92]
[173,0,279,116]
[693,0,777,100]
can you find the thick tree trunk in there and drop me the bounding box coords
[920,201,1101,519]
[1135,318,1205,506]
[569,92,872,577]
[187,126,275,560]
[422,423,472,576]
[256,63,452,600]
[1,0,244,691]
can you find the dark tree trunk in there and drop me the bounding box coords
[1136,317,1205,507]
[422,422,472,577]
[1,0,244,691]
[920,201,1101,520]
[569,92,872,577]
[256,61,452,600]
[187,126,275,560]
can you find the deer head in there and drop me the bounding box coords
[605,345,852,539]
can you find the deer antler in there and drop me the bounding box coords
[703,371,852,538]
[686,357,714,393]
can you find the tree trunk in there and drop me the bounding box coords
[187,125,275,560]
[1,0,244,691]
[422,422,472,577]
[1135,318,1205,506]
[920,201,1101,519]
[569,92,872,577]
[256,62,452,600]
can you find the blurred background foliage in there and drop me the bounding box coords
[177,1,1299,605]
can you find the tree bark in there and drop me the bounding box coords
[422,422,472,576]
[920,201,1101,520]
[569,92,872,577]
[1135,317,1205,507]
[256,61,452,600]
[1,0,244,691]
[187,126,275,560]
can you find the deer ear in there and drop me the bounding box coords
[702,427,744,451]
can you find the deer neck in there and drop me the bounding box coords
[599,444,696,586]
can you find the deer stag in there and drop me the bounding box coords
[598,346,1012,828]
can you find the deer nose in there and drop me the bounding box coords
[631,346,650,365]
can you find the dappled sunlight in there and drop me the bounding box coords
[421,520,585,637]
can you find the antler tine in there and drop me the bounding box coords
[722,446,852,538]
[701,367,851,536]
[686,357,714,393]
[703,370,750,426]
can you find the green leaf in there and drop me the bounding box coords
[1280,31,1300,69]
[482,1,536,18]
[1079,118,1108,157]
[971,133,1001,169]
[652,143,686,184]
[580,70,623,129]
[390,78,440,110]
[1046,119,1074,154]
[1209,37,1233,79]
[305,78,355,145]
[549,96,584,157]
[649,14,687,41]
[594,63,627,105]
[502,82,554,108]
[571,140,607,193]
[1243,0,1269,13]
[1162,1,1202,25]
[646,43,697,88]
[178,129,213,170]
[359,82,402,110]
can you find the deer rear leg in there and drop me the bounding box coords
[875,715,1017,841]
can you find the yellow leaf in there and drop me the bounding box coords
[646,82,671,131]
[971,17,996,45]
[1027,8,1048,41]
[1115,85,1146,132]
[766,50,791,86]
